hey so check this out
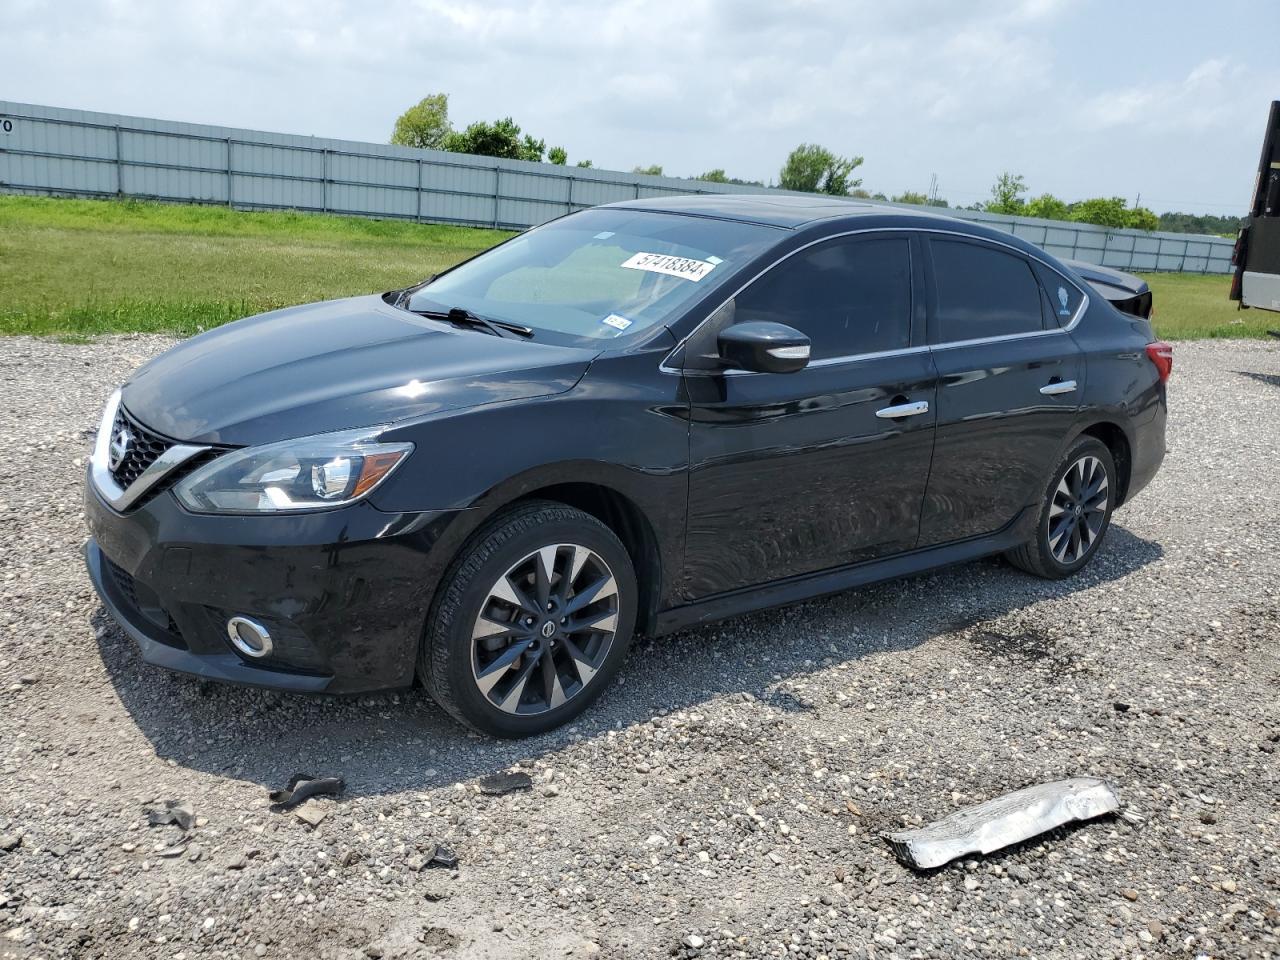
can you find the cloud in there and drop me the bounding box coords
[0,0,1272,212]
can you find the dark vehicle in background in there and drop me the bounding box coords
[1231,99,1280,318]
[84,196,1171,737]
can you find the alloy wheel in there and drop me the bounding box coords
[470,543,620,715]
[1046,454,1109,565]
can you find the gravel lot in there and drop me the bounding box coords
[1,336,1277,960]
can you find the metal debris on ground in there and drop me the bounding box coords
[268,773,345,810]
[426,843,459,869]
[885,776,1121,870]
[145,800,195,831]
[477,771,533,795]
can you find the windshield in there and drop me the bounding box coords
[406,208,782,345]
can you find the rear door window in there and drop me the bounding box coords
[734,236,913,360]
[929,239,1046,342]
[1031,261,1085,326]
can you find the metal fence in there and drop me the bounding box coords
[0,100,1235,274]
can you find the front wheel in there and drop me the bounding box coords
[1006,437,1116,579]
[419,501,637,737]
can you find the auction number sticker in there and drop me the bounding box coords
[0,118,12,134]
[621,251,718,282]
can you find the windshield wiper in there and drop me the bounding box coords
[411,306,534,340]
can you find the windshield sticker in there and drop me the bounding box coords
[707,255,724,265]
[594,231,616,240]
[601,313,633,332]
[621,252,718,283]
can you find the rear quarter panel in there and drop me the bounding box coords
[1066,301,1166,504]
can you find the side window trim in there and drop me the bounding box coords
[663,227,1089,373]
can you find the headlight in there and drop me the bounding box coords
[173,428,413,514]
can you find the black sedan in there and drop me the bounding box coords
[84,195,1170,737]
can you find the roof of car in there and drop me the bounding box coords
[603,193,955,229]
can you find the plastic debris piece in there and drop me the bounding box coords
[477,771,533,796]
[269,773,344,810]
[294,801,330,827]
[885,776,1120,870]
[427,843,459,870]
[145,800,195,831]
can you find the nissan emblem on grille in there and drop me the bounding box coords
[108,425,133,472]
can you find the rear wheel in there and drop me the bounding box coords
[1006,436,1116,579]
[419,501,636,737]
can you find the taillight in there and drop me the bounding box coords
[1145,341,1173,383]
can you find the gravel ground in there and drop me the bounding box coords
[0,336,1277,960]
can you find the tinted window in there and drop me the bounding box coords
[734,237,912,360]
[1031,261,1084,326]
[930,240,1045,341]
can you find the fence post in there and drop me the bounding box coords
[566,172,573,215]
[114,124,123,196]
[321,148,329,213]
[225,138,233,208]
[493,166,501,228]
[416,158,424,223]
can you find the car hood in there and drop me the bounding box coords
[120,295,599,446]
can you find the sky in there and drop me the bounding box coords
[2,0,1276,215]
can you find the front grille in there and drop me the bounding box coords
[106,406,228,508]
[110,406,175,488]
[104,556,140,609]
[102,555,187,650]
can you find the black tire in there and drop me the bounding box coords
[419,500,637,737]
[1006,436,1117,580]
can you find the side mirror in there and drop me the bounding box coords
[717,321,811,374]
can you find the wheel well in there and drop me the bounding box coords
[512,483,663,635]
[1080,422,1132,505]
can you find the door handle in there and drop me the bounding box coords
[875,400,930,419]
[1039,379,1078,396]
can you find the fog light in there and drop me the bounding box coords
[226,616,273,659]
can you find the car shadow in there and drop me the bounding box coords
[1236,369,1280,389]
[92,524,1163,802]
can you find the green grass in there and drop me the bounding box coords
[0,195,1270,340]
[0,196,513,337]
[1138,272,1272,340]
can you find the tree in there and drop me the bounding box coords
[1125,206,1158,231]
[778,144,863,195]
[1157,211,1244,236]
[442,117,545,162]
[1024,193,1069,221]
[633,164,664,176]
[1068,196,1131,229]
[986,172,1027,214]
[575,159,593,168]
[892,190,928,205]
[390,94,452,150]
[692,169,764,187]
[547,146,568,165]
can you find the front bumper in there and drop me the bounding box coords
[84,474,458,694]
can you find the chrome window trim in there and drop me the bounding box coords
[659,226,1090,376]
[90,389,211,511]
